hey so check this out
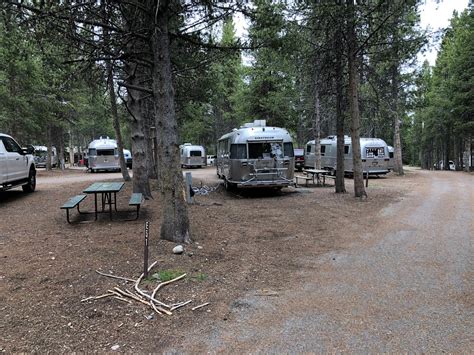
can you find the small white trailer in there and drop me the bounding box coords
[87,137,120,172]
[180,143,206,168]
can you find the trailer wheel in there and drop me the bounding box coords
[224,178,235,191]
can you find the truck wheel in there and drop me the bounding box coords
[22,168,36,193]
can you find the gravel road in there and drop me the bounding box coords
[175,170,473,352]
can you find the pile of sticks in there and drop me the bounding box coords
[81,261,209,315]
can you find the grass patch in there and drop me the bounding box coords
[150,270,185,282]
[192,272,207,281]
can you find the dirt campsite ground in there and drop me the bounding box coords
[1,166,472,352]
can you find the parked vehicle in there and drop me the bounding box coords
[294,148,305,171]
[180,143,206,168]
[0,133,36,192]
[33,145,58,168]
[387,145,394,171]
[123,149,133,169]
[305,136,390,176]
[216,120,295,189]
[87,137,120,172]
[206,155,216,166]
[436,160,456,170]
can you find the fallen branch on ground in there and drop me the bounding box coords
[81,293,114,302]
[82,261,208,317]
[192,302,210,311]
[170,300,192,311]
[95,270,135,282]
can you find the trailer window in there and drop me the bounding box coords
[284,142,294,157]
[344,145,350,154]
[321,145,326,156]
[389,151,394,159]
[97,149,115,156]
[190,150,202,157]
[366,147,385,158]
[230,144,247,159]
[306,144,312,154]
[248,142,283,159]
[88,148,97,156]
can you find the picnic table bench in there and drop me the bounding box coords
[128,192,143,220]
[295,175,313,187]
[60,183,144,223]
[61,194,87,224]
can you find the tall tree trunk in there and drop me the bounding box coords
[57,126,65,170]
[126,62,152,198]
[68,130,74,167]
[391,65,404,175]
[152,6,190,243]
[144,99,158,180]
[101,5,131,182]
[334,20,346,193]
[312,71,322,169]
[46,124,52,171]
[347,4,366,198]
[107,60,131,181]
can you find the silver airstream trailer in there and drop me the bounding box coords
[33,145,58,168]
[216,120,295,189]
[305,136,390,175]
[180,143,206,168]
[87,137,120,172]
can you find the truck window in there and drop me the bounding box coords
[230,144,247,159]
[1,137,22,153]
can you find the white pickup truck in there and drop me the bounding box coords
[0,133,36,192]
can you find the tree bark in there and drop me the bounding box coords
[125,62,152,198]
[347,3,366,198]
[46,124,52,171]
[312,70,322,170]
[334,19,346,193]
[68,130,74,167]
[391,63,404,175]
[152,6,191,243]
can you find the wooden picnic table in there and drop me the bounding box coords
[83,182,125,220]
[303,169,329,186]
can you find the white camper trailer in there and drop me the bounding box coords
[216,120,295,189]
[180,143,206,168]
[305,136,390,176]
[33,145,58,168]
[87,137,120,172]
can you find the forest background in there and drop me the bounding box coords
[0,1,472,241]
